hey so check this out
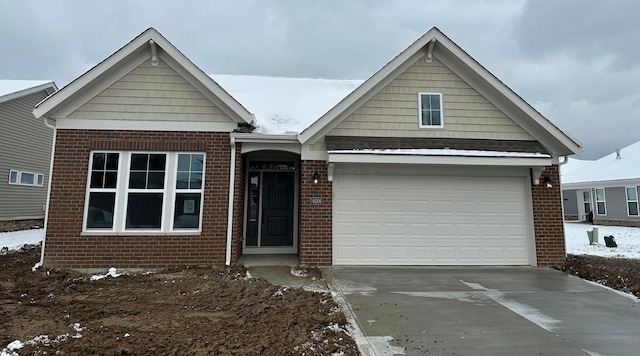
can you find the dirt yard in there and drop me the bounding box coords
[0,245,359,355]
[558,254,640,298]
[3,246,640,355]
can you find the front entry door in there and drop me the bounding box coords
[244,162,296,253]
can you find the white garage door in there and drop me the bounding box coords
[333,171,532,265]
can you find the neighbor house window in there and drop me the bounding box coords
[419,93,443,127]
[595,188,606,215]
[8,170,18,184]
[626,186,639,216]
[83,151,205,232]
[8,170,44,187]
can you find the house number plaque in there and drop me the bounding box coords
[311,198,324,205]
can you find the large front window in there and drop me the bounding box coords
[84,151,205,232]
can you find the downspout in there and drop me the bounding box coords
[35,117,56,270]
[558,155,569,235]
[225,137,236,266]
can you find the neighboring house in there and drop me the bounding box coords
[33,27,581,271]
[562,142,640,227]
[0,80,57,231]
[560,157,593,221]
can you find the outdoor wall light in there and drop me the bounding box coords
[312,171,320,185]
[543,175,552,188]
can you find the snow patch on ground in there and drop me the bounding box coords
[90,267,123,281]
[2,323,87,355]
[565,222,640,259]
[0,229,44,252]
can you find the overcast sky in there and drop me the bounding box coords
[1,0,638,159]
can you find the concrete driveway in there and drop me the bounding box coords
[325,267,640,356]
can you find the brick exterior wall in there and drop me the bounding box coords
[531,164,566,267]
[298,160,332,266]
[44,129,235,270]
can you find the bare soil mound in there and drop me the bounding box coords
[1,245,359,355]
[558,254,640,298]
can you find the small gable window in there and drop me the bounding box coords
[419,93,443,128]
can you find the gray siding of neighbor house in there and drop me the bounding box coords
[0,91,53,221]
[562,189,578,217]
[602,186,640,223]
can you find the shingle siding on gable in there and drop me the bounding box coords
[328,58,534,140]
[0,91,52,222]
[68,60,231,122]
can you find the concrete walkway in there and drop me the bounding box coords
[325,267,640,356]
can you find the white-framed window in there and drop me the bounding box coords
[8,170,18,184]
[8,170,44,187]
[419,92,443,128]
[83,151,206,233]
[626,186,639,216]
[595,188,606,215]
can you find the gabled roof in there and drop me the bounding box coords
[563,141,640,185]
[0,80,57,105]
[298,27,582,156]
[33,28,255,125]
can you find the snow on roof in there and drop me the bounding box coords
[211,74,363,134]
[563,141,640,184]
[561,157,593,176]
[0,80,52,98]
[328,148,551,158]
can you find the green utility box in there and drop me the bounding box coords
[587,228,599,245]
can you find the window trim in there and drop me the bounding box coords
[418,92,444,128]
[595,188,606,216]
[8,170,44,187]
[36,173,44,187]
[8,170,19,184]
[626,186,639,217]
[82,151,206,235]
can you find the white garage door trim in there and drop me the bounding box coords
[332,164,535,266]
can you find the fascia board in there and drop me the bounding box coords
[33,28,255,126]
[51,53,148,119]
[328,153,552,167]
[33,31,156,119]
[156,42,256,126]
[54,118,238,132]
[562,178,640,190]
[230,133,299,144]
[1,82,57,105]
[432,38,582,156]
[298,28,442,145]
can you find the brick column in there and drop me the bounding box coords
[531,164,566,267]
[230,148,245,264]
[298,160,332,266]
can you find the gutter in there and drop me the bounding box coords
[35,117,56,270]
[225,137,236,266]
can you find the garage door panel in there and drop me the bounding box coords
[334,172,532,266]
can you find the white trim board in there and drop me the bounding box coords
[55,119,238,132]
